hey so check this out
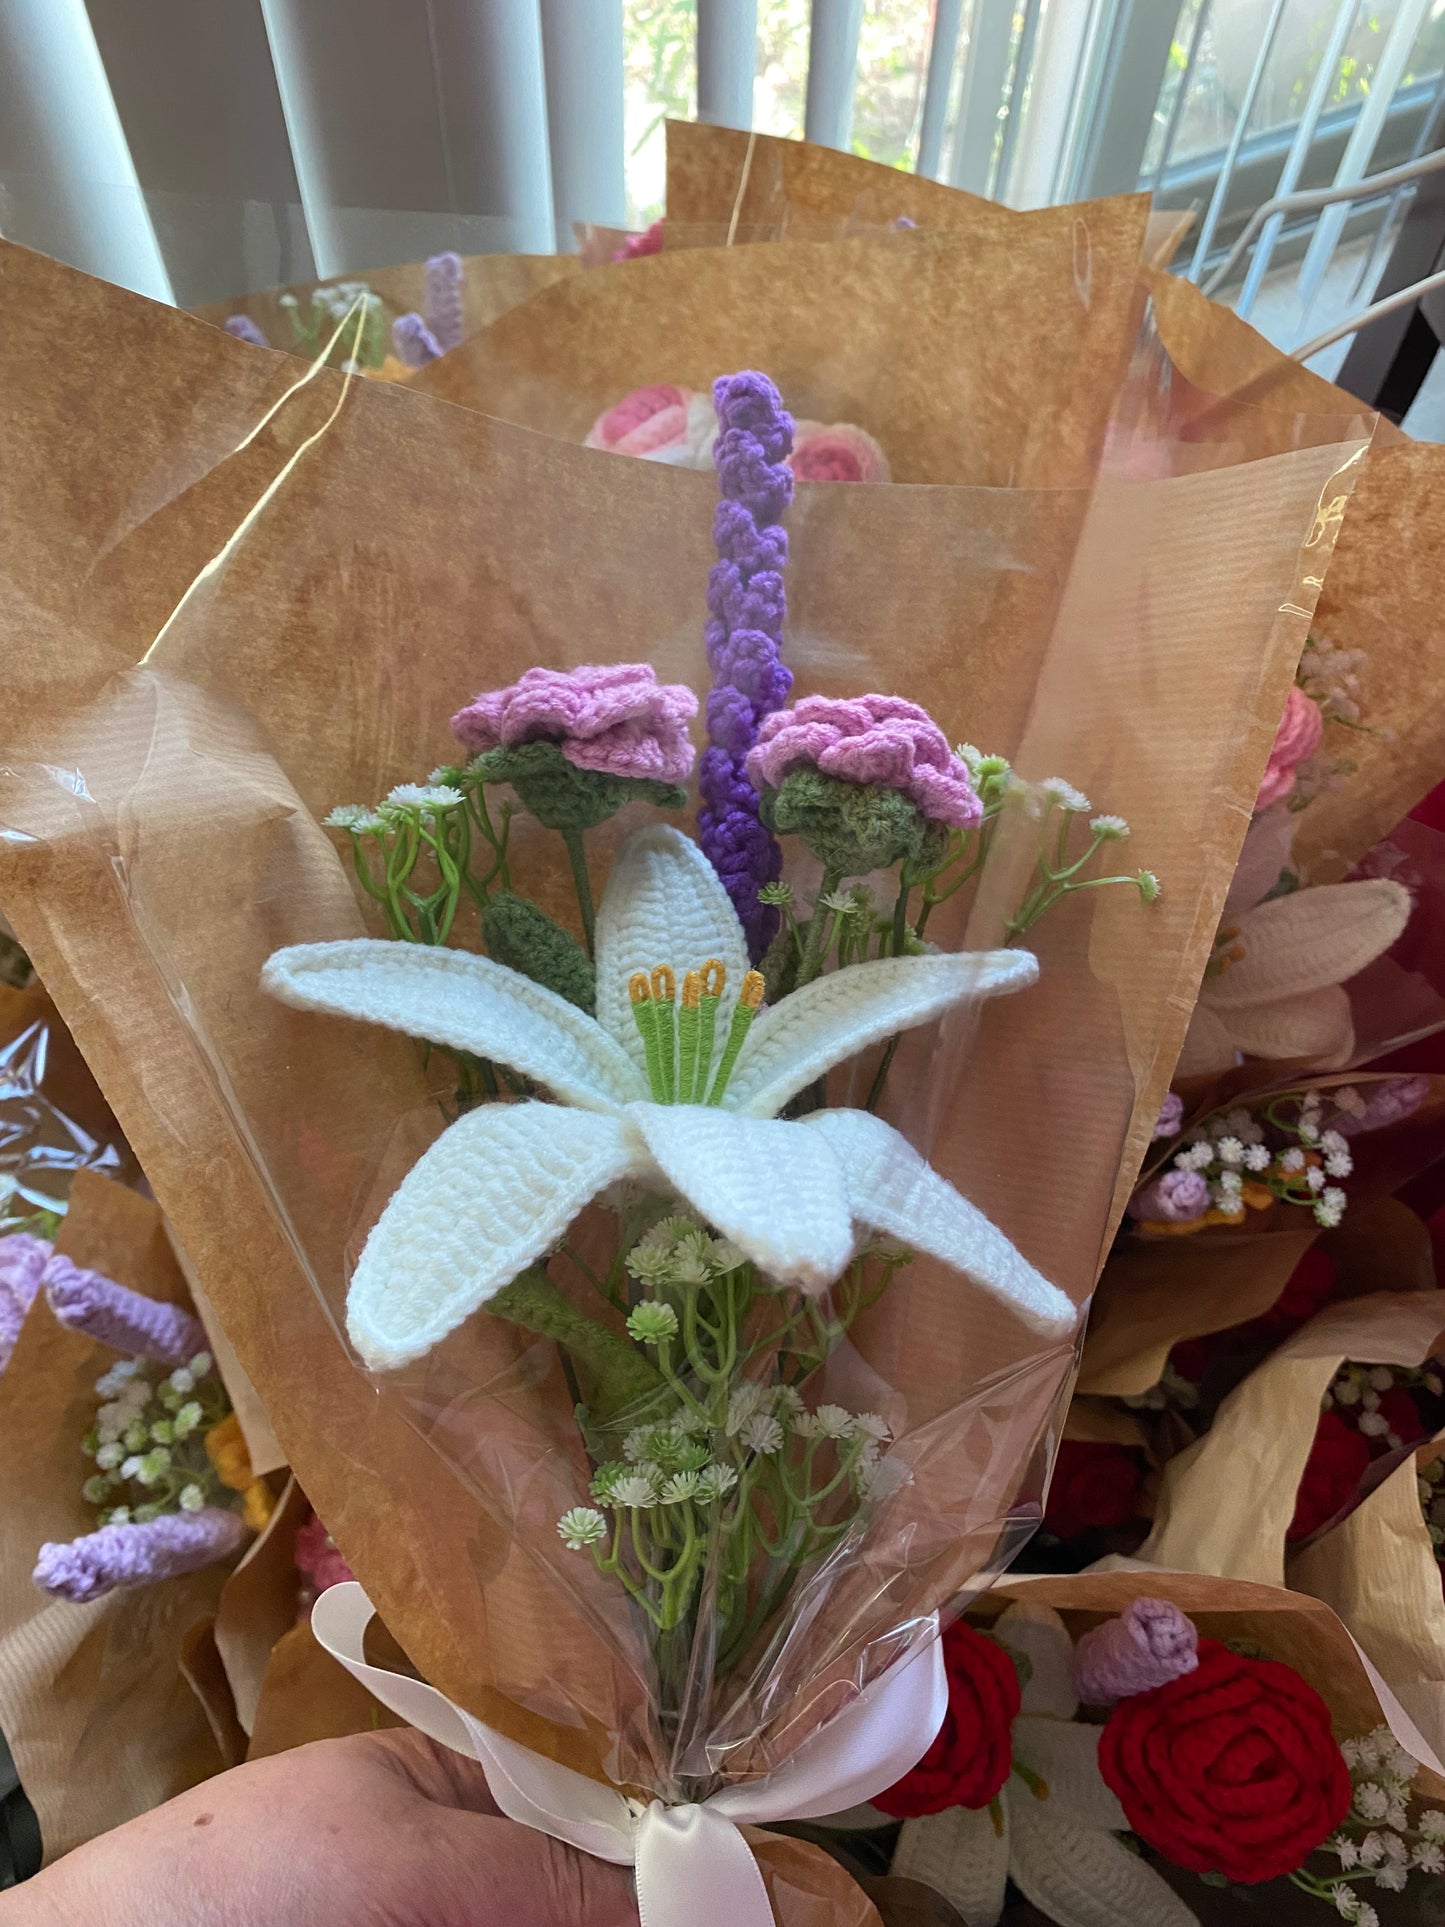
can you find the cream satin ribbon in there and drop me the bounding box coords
[312,1581,947,1927]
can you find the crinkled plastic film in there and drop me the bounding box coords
[0,989,126,1243]
[0,231,1370,1839]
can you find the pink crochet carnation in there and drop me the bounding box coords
[1256,685,1324,811]
[589,381,701,460]
[789,421,890,484]
[452,663,697,784]
[747,694,980,830]
[295,1511,355,1597]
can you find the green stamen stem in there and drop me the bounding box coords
[561,825,596,956]
[629,979,669,1101]
[706,973,765,1105]
[694,963,724,1104]
[677,981,702,1108]
[651,968,677,1104]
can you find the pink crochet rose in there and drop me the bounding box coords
[452,663,697,785]
[584,384,715,467]
[789,420,890,484]
[747,694,980,829]
[1256,685,1324,811]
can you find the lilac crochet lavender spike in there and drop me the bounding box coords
[424,250,464,352]
[0,1233,51,1373]
[44,1255,206,1365]
[391,311,442,367]
[34,1509,247,1603]
[224,314,269,348]
[698,371,795,959]
[1072,1597,1199,1705]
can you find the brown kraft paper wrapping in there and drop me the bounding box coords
[1292,1437,1445,1765]
[409,207,1152,491]
[1139,1291,1445,1584]
[661,119,1188,268]
[0,230,1366,1854]
[992,1568,1445,1790]
[192,252,578,361]
[0,1171,227,1859]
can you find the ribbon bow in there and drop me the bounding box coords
[313,1582,947,1927]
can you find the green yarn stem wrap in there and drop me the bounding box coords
[489,1268,665,1421]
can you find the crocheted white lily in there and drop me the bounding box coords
[264,825,1073,1369]
[1178,812,1409,1078]
[893,1602,1199,1927]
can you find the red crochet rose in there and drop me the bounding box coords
[1043,1441,1144,1539]
[1098,1637,1350,1882]
[1288,1409,1370,1541]
[872,1621,1020,1818]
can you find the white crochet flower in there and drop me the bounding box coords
[1178,810,1410,1077]
[893,1603,1201,1927]
[264,825,1072,1369]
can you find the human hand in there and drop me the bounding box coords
[0,1728,639,1927]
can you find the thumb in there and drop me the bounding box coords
[428,1807,639,1927]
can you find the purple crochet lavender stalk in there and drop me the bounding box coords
[391,312,442,367]
[224,314,269,348]
[424,251,464,352]
[0,1234,51,1373]
[34,1509,247,1603]
[699,371,795,958]
[44,1255,206,1365]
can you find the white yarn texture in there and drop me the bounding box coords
[263,825,1073,1369]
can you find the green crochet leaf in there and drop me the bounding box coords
[471,741,687,831]
[488,1267,664,1421]
[481,892,596,1013]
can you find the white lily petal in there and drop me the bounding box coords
[263,940,643,1113]
[1223,805,1296,920]
[1173,1001,1237,1078]
[627,1103,855,1293]
[1210,878,1410,1008]
[1226,983,1355,1066]
[998,1603,1078,1720]
[1009,1799,1201,1927]
[893,1804,1011,1927]
[803,1109,1076,1337]
[347,1103,637,1370]
[728,948,1038,1119]
[1016,1721,1127,1831]
[594,826,750,1075]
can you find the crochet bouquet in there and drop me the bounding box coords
[0,232,1372,1924]
[257,377,1154,1763]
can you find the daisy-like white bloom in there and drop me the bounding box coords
[893,1603,1201,1927]
[264,826,1072,1370]
[557,1507,608,1549]
[1178,809,1410,1078]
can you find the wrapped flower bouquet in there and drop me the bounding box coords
[0,219,1374,1920]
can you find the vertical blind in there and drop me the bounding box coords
[2,0,1444,361]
